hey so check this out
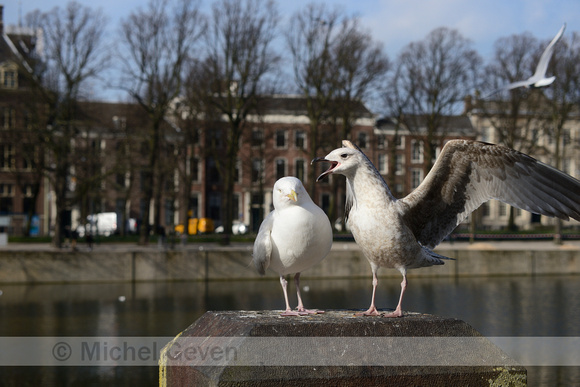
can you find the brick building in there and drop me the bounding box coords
[0,11,47,235]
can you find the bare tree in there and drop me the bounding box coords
[390,27,481,168]
[332,18,390,142]
[542,32,580,242]
[482,32,544,153]
[185,0,279,244]
[328,17,390,223]
[118,0,205,244]
[480,32,552,230]
[22,1,110,247]
[285,3,343,196]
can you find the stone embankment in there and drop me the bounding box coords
[0,241,579,284]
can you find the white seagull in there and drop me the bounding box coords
[313,140,580,317]
[486,23,566,97]
[253,176,333,316]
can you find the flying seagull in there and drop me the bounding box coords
[313,140,580,317]
[253,176,333,316]
[486,23,566,98]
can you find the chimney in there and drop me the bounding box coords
[0,5,4,35]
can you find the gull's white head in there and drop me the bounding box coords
[273,176,310,209]
[312,141,365,181]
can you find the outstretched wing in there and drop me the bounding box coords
[533,23,566,79]
[484,80,532,98]
[400,140,580,249]
[252,211,274,275]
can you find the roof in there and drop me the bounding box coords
[0,28,35,73]
[255,95,374,118]
[376,115,475,136]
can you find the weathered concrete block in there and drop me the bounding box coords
[159,310,526,386]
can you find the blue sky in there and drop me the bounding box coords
[4,0,579,101]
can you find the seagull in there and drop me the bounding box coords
[253,176,333,316]
[313,139,580,317]
[486,23,566,98]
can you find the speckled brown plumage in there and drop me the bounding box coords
[313,139,580,317]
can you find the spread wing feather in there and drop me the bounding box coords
[252,211,274,275]
[400,140,580,249]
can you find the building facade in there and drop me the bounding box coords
[3,5,579,238]
[467,96,580,230]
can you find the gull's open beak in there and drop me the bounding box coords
[312,157,339,182]
[286,189,298,202]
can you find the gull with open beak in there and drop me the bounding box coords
[313,139,580,317]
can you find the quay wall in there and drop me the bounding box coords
[0,242,579,284]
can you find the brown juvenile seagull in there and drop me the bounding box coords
[313,139,580,317]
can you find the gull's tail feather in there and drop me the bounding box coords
[422,247,454,266]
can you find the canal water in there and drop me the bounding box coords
[0,274,579,386]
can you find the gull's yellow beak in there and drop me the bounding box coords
[286,189,298,202]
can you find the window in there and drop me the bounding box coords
[2,108,14,129]
[411,141,423,163]
[189,194,200,219]
[23,185,33,197]
[411,168,423,189]
[0,145,15,170]
[23,110,32,129]
[0,184,14,196]
[112,116,127,130]
[191,157,200,182]
[0,184,14,217]
[22,144,37,170]
[210,128,223,148]
[295,130,306,149]
[394,184,403,196]
[233,193,240,220]
[482,202,490,217]
[275,130,287,149]
[252,158,263,183]
[116,173,125,187]
[498,202,507,217]
[377,135,386,149]
[562,158,571,175]
[395,154,404,175]
[165,199,174,227]
[275,159,286,180]
[140,170,150,192]
[358,132,368,149]
[378,154,387,174]
[207,158,219,183]
[251,129,264,148]
[1,65,17,89]
[563,129,571,146]
[295,159,306,182]
[234,159,241,183]
[208,193,221,220]
[395,136,404,149]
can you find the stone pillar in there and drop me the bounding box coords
[159,310,526,386]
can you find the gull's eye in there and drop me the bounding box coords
[340,153,348,159]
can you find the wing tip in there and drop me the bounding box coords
[252,255,267,275]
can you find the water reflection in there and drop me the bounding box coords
[1,275,579,386]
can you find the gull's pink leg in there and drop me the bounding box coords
[383,269,407,318]
[356,265,380,316]
[279,275,302,316]
[295,273,323,315]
